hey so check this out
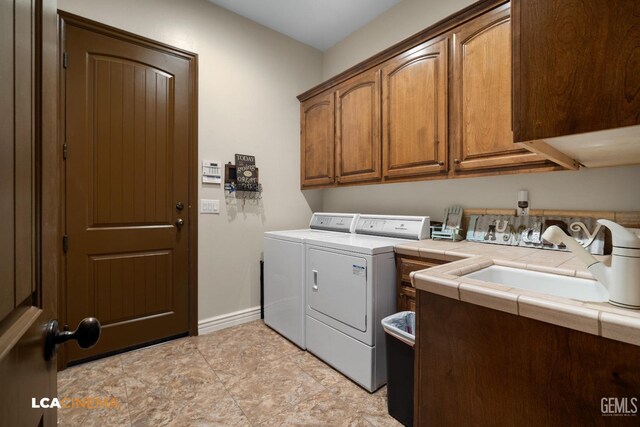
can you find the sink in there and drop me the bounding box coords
[464,265,609,302]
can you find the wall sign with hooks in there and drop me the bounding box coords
[224,154,263,200]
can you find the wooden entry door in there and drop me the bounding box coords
[0,0,58,425]
[60,14,197,365]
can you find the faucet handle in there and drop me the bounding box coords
[597,219,640,249]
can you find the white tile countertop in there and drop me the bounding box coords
[396,240,640,347]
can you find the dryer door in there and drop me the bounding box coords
[307,247,367,332]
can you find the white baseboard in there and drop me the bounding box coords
[198,306,261,335]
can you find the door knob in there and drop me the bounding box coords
[175,218,185,228]
[44,317,101,361]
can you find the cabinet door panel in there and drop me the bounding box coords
[301,92,335,188]
[335,70,381,183]
[512,0,640,142]
[382,38,448,178]
[452,4,546,172]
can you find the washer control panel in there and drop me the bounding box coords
[309,213,359,233]
[355,215,430,240]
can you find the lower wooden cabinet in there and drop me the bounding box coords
[396,254,444,312]
[415,291,640,425]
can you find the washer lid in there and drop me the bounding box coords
[305,233,413,255]
[264,229,347,243]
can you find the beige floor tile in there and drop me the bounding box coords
[349,392,402,427]
[57,382,130,427]
[127,379,248,427]
[58,321,400,427]
[223,357,325,425]
[258,390,369,427]
[58,355,125,392]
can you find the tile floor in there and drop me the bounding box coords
[57,320,401,426]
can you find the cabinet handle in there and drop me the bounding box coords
[312,270,318,291]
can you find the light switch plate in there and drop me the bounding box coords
[201,199,220,214]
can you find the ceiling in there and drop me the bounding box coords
[208,0,402,51]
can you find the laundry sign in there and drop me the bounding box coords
[466,214,605,255]
[235,153,258,191]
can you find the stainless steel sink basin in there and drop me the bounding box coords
[464,265,609,302]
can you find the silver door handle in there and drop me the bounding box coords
[312,270,318,291]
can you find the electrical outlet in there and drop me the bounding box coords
[201,199,220,214]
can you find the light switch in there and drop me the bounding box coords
[201,199,220,214]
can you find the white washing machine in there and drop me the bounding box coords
[304,215,430,392]
[263,213,359,349]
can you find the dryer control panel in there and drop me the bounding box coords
[355,215,430,240]
[309,213,359,233]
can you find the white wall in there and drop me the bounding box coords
[58,0,324,321]
[323,0,475,79]
[322,166,640,221]
[322,0,640,221]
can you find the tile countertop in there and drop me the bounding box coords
[396,240,640,347]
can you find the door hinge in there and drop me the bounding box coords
[62,235,69,254]
[63,52,68,68]
[63,143,68,160]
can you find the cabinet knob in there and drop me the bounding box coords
[454,159,461,164]
[438,161,444,166]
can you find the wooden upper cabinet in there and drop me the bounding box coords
[381,38,448,179]
[335,70,381,184]
[512,0,640,142]
[451,3,546,172]
[300,91,335,188]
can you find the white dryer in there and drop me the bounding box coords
[304,215,430,392]
[263,213,359,349]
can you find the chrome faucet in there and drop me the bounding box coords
[542,220,640,309]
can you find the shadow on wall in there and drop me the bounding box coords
[225,196,266,223]
[223,186,322,225]
[302,188,324,213]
